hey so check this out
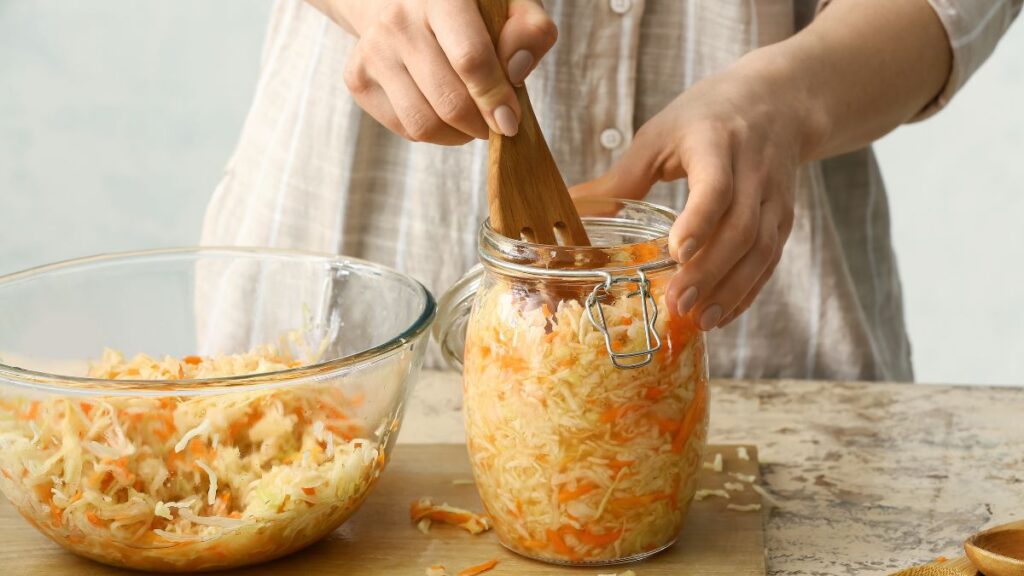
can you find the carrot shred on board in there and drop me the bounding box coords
[182,355,203,365]
[410,498,491,535]
[457,558,498,576]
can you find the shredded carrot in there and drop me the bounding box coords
[215,491,232,513]
[86,511,104,527]
[165,450,183,470]
[607,458,636,475]
[546,528,581,561]
[644,386,667,400]
[19,401,40,420]
[672,376,707,454]
[410,498,491,535]
[188,438,216,463]
[457,559,498,576]
[599,406,619,423]
[656,417,682,434]
[324,404,348,420]
[182,355,203,365]
[302,487,316,496]
[935,556,948,563]
[662,310,700,364]
[49,500,63,527]
[630,242,661,263]
[326,422,356,441]
[568,526,623,547]
[558,482,597,503]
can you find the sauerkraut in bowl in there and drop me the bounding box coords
[0,248,435,571]
[438,199,710,565]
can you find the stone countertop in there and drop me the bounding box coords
[400,371,1024,576]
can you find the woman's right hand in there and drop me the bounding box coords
[310,0,557,145]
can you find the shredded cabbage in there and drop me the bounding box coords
[462,280,708,563]
[0,346,383,571]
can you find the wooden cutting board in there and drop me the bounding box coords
[0,444,766,575]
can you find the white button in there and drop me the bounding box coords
[610,0,632,14]
[600,128,624,150]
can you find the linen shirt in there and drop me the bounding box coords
[201,0,1020,380]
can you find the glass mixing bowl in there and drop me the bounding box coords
[0,248,435,572]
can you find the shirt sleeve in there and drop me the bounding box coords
[914,0,1022,119]
[816,0,1022,121]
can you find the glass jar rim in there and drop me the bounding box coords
[478,197,678,278]
[0,247,437,397]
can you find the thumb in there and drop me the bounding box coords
[498,0,558,85]
[570,131,663,201]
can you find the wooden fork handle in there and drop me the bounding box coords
[477,0,510,46]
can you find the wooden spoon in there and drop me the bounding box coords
[476,0,590,248]
[965,519,1024,576]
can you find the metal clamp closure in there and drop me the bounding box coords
[585,270,661,369]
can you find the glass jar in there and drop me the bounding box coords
[435,198,709,566]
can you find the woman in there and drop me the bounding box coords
[202,0,1020,380]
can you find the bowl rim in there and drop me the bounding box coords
[0,246,436,396]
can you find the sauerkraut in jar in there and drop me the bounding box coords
[436,199,709,565]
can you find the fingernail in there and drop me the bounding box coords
[678,286,698,316]
[679,238,697,263]
[507,50,534,86]
[700,304,722,331]
[494,105,519,137]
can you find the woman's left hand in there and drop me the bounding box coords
[571,51,822,331]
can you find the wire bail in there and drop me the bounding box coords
[585,270,662,369]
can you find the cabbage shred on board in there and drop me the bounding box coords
[0,346,383,571]
[462,279,709,564]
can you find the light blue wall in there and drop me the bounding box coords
[876,26,1024,386]
[0,0,273,272]
[1,2,1022,385]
